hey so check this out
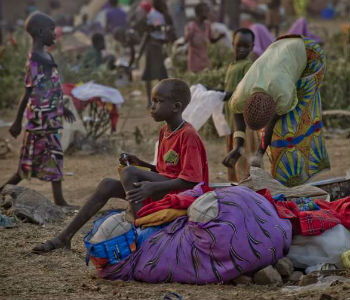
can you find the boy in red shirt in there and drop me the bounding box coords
[33,78,209,253]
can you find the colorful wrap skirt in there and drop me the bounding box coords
[270,36,330,187]
[18,130,63,181]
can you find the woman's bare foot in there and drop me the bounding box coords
[32,237,71,254]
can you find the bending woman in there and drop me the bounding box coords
[223,35,329,187]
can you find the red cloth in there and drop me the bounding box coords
[315,196,350,230]
[62,83,119,132]
[257,189,342,236]
[156,122,209,184]
[109,104,119,132]
[137,184,212,218]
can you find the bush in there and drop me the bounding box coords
[321,32,350,111]
[0,30,30,109]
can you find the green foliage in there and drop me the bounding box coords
[0,30,30,109]
[172,43,232,90]
[321,32,350,111]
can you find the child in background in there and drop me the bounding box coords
[0,12,75,205]
[105,0,127,33]
[113,27,140,81]
[138,0,174,107]
[266,0,281,36]
[33,78,209,253]
[81,33,106,70]
[185,3,224,73]
[222,28,258,182]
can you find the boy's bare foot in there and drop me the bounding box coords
[32,237,71,254]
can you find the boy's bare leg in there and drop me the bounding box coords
[51,181,69,206]
[32,178,126,253]
[120,166,170,214]
[0,173,22,192]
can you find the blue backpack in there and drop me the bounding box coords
[84,210,137,266]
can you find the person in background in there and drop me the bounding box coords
[222,28,257,182]
[288,17,322,45]
[185,3,224,73]
[266,0,281,36]
[249,23,274,60]
[293,0,309,17]
[81,32,106,70]
[0,12,75,205]
[114,27,140,80]
[168,0,186,38]
[137,0,174,107]
[105,0,127,33]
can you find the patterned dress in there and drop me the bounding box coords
[18,52,64,181]
[97,186,292,283]
[185,21,212,73]
[270,36,330,187]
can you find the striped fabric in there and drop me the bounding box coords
[270,36,330,187]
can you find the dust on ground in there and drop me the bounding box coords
[1,88,350,300]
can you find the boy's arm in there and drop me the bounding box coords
[222,113,246,168]
[120,154,157,172]
[9,87,32,138]
[127,178,196,204]
[137,160,157,172]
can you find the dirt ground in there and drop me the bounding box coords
[0,88,349,300]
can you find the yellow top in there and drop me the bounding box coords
[230,37,307,116]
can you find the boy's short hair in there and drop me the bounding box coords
[159,78,191,110]
[25,12,55,38]
[233,28,255,43]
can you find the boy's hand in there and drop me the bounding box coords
[63,107,76,123]
[126,181,154,203]
[222,147,243,168]
[9,120,22,138]
[119,154,142,166]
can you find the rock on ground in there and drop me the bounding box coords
[253,265,283,285]
[275,257,294,277]
[0,184,64,225]
[288,271,304,283]
[232,275,253,285]
[299,272,319,286]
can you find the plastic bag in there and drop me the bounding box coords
[72,81,124,106]
[287,224,350,269]
[183,84,230,136]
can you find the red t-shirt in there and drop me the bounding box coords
[156,122,209,184]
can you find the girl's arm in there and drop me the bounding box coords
[9,87,32,138]
[210,33,225,43]
[222,113,246,168]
